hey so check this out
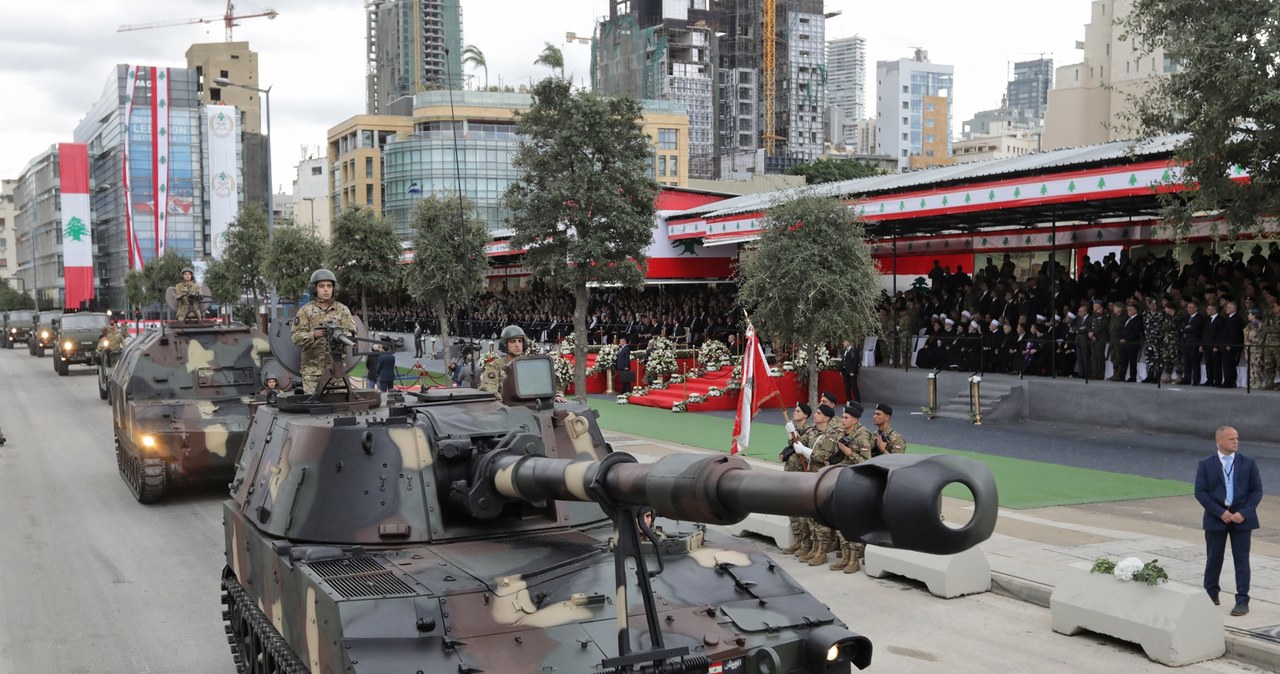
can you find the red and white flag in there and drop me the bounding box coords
[730,323,780,455]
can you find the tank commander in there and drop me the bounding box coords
[175,268,201,319]
[291,269,356,394]
[479,325,566,401]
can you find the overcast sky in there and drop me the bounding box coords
[0,0,1092,186]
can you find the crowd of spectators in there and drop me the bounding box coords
[893,244,1280,387]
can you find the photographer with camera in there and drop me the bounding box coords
[292,269,356,394]
[871,403,907,457]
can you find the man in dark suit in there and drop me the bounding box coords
[1195,426,1263,616]
[1119,303,1143,382]
[615,337,633,393]
[1220,301,1245,388]
[840,339,861,403]
[1180,301,1207,385]
[1202,302,1223,386]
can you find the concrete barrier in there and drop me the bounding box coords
[1050,563,1224,666]
[728,513,793,549]
[862,545,991,598]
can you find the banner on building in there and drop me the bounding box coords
[152,67,171,258]
[121,65,171,269]
[59,143,93,309]
[206,105,239,259]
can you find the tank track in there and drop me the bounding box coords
[115,437,168,503]
[221,567,308,674]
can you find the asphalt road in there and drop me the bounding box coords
[0,346,1263,673]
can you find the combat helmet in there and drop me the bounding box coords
[181,267,195,279]
[309,268,338,292]
[498,325,527,353]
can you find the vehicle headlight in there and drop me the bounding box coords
[100,339,111,349]
[40,330,49,339]
[804,625,871,671]
[140,434,157,449]
[63,340,75,351]
[8,328,14,333]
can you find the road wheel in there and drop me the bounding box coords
[99,373,109,400]
[35,344,44,358]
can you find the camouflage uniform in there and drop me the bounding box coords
[898,313,917,367]
[784,422,816,552]
[478,355,512,394]
[291,299,356,394]
[175,279,201,319]
[833,423,874,570]
[874,427,907,455]
[1263,311,1280,390]
[1142,309,1164,380]
[805,425,843,561]
[1087,310,1109,379]
[1245,316,1265,389]
[1161,312,1182,383]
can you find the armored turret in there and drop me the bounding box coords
[222,355,997,673]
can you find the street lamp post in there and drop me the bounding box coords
[302,196,317,233]
[214,76,276,320]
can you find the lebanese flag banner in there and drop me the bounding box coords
[122,65,143,270]
[152,67,171,257]
[730,322,779,455]
[59,143,94,309]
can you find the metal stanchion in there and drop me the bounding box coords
[969,374,983,425]
[605,368,616,395]
[926,371,937,419]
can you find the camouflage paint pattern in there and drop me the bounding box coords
[222,359,998,673]
[110,320,270,501]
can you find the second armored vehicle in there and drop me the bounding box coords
[28,311,62,357]
[110,318,270,502]
[4,309,35,349]
[221,354,998,673]
[51,312,112,376]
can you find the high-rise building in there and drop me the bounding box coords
[592,0,826,178]
[327,114,416,220]
[364,90,689,238]
[1007,58,1053,127]
[366,0,464,115]
[1043,0,1171,150]
[13,146,63,308]
[73,65,208,308]
[186,42,268,214]
[826,35,866,150]
[875,49,954,172]
[0,179,16,284]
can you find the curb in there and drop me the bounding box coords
[992,570,1280,671]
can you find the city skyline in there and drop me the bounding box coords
[1,0,1090,183]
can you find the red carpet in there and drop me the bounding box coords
[626,366,738,411]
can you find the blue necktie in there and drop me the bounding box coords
[1224,455,1235,507]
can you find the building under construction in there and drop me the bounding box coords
[366,0,463,115]
[592,0,826,179]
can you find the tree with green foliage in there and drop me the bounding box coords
[327,206,402,325]
[265,223,329,307]
[504,77,659,396]
[0,279,34,311]
[404,194,489,360]
[736,194,881,405]
[139,251,194,317]
[785,158,882,185]
[124,270,146,317]
[1123,0,1280,240]
[217,204,271,311]
[534,42,564,79]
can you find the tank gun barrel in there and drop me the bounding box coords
[486,451,996,556]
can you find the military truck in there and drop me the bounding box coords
[109,318,270,502]
[4,310,35,349]
[221,353,998,673]
[50,312,112,376]
[28,311,62,357]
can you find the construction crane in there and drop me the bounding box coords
[118,1,278,42]
[762,0,778,157]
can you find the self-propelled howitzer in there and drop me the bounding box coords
[222,355,997,673]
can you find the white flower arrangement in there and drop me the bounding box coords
[551,355,574,389]
[686,393,705,405]
[1090,556,1168,585]
[1113,557,1144,582]
[781,361,796,372]
[616,395,629,405]
[645,336,679,377]
[793,347,835,372]
[558,332,577,354]
[671,401,687,413]
[697,339,730,369]
[769,367,782,377]
[670,374,686,384]
[651,380,669,391]
[591,343,620,376]
[706,387,723,398]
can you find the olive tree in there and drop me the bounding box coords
[404,193,489,360]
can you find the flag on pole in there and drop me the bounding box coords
[730,322,780,455]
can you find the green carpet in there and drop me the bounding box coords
[589,401,1192,510]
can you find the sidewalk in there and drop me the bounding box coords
[602,428,1280,671]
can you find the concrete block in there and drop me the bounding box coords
[1050,563,1224,666]
[728,513,793,549]
[862,545,991,598]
